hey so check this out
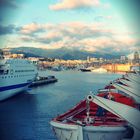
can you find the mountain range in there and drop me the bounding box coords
[10,47,122,60]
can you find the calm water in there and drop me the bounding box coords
[0,70,121,140]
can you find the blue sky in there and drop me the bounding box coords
[0,0,139,54]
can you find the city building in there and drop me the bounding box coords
[133,51,139,64]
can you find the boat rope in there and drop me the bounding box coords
[60,130,63,139]
[100,134,106,140]
[66,118,85,126]
[93,95,140,132]
[59,129,73,140]
[86,98,91,124]
[52,127,57,135]
[60,107,86,121]
[77,135,79,140]
[114,82,140,98]
[86,133,90,140]
[69,132,73,140]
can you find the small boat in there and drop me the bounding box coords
[124,74,140,84]
[80,68,91,72]
[112,72,140,104]
[50,92,136,140]
[30,75,57,87]
[119,78,140,90]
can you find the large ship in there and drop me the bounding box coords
[0,50,38,101]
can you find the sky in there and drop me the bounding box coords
[0,0,140,54]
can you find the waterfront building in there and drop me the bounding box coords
[133,51,139,64]
[102,63,132,72]
[27,57,39,65]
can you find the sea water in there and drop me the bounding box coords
[0,70,121,140]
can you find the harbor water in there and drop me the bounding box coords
[0,70,121,140]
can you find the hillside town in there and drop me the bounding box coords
[1,48,140,73]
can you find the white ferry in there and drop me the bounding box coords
[0,51,37,101]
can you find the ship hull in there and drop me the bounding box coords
[0,84,29,101]
[0,59,37,101]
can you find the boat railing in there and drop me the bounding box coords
[66,118,86,126]
[57,107,87,121]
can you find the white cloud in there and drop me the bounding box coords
[7,22,139,54]
[49,0,100,11]
[20,23,39,34]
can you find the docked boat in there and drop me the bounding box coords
[0,51,37,101]
[112,72,140,104]
[80,68,91,72]
[30,75,57,87]
[50,92,137,140]
[119,78,140,90]
[124,73,140,84]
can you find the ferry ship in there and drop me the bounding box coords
[0,51,37,101]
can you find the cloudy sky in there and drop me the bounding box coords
[0,0,140,54]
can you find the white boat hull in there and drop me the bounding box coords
[51,121,126,140]
[50,121,81,140]
[83,126,126,140]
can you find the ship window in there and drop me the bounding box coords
[10,70,14,74]
[0,70,4,74]
[4,70,9,75]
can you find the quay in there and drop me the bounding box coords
[30,75,58,87]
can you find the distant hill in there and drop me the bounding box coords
[10,47,121,60]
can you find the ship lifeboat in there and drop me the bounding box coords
[50,92,136,140]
